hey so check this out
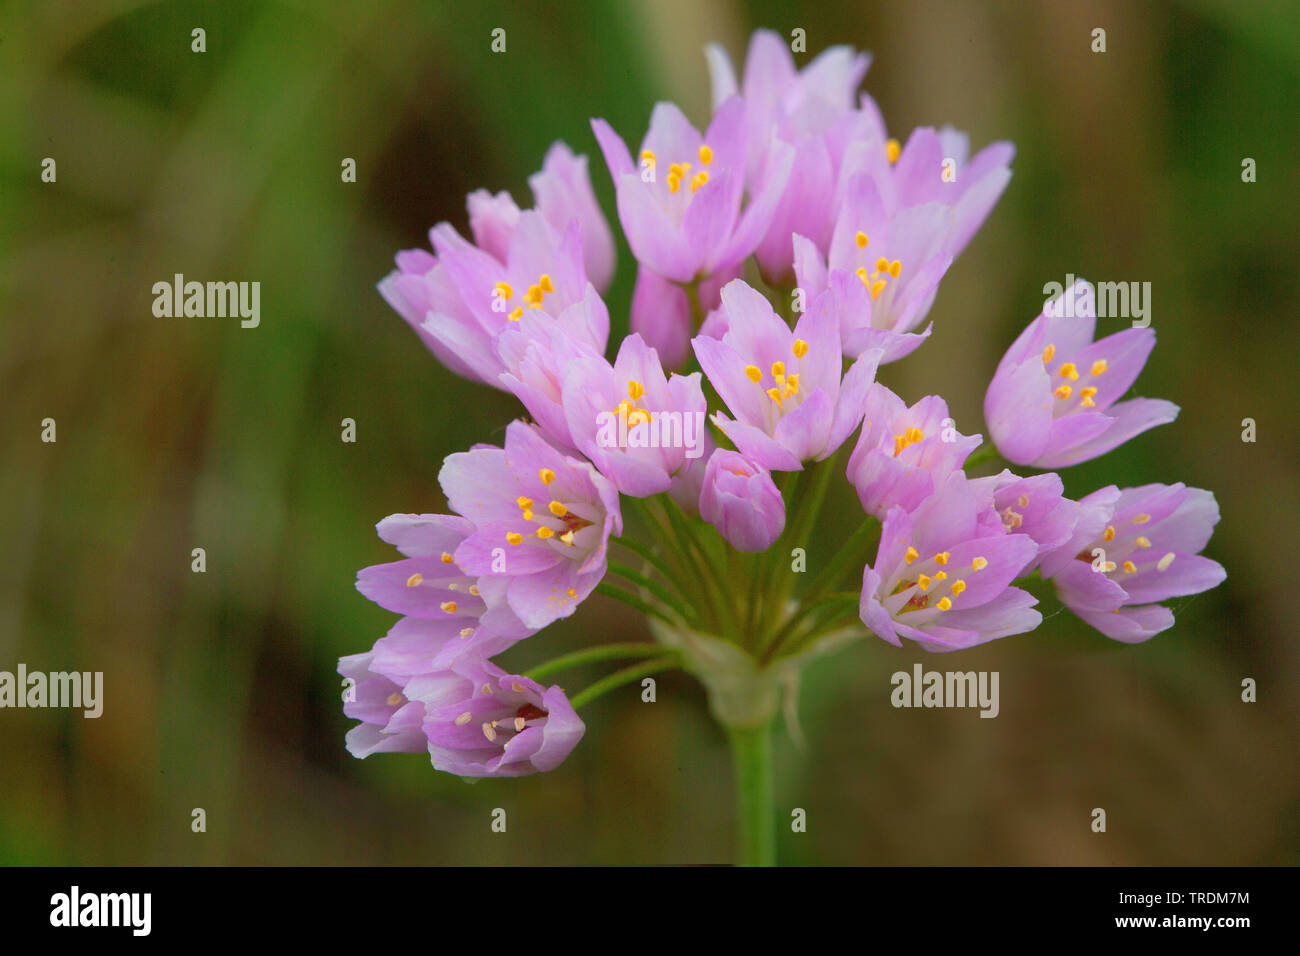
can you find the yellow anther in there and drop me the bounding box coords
[627,380,645,401]
[1090,359,1108,376]
[667,174,681,194]
[856,266,871,284]
[886,138,901,163]
[406,573,423,588]
[1054,384,1073,400]
[690,171,710,192]
[1103,525,1115,541]
[905,547,919,565]
[459,627,475,638]
[506,532,523,546]
[549,500,567,517]
[1122,561,1137,574]
[1133,513,1151,524]
[972,556,988,571]
[937,597,952,611]
[855,231,869,249]
[628,409,651,427]
[785,374,799,395]
[539,468,556,485]
[766,387,784,406]
[792,339,808,358]
[876,257,890,273]
[917,574,931,591]
[1079,386,1098,408]
[1017,494,1029,508]
[516,496,533,510]
[536,526,554,539]
[744,364,762,383]
[567,588,576,596]
[1058,362,1079,381]
[951,580,967,595]
[440,552,455,564]
[386,692,404,706]
[440,600,458,614]
[1101,561,1117,573]
[698,144,713,165]
[538,274,554,293]
[508,307,523,321]
[641,150,656,166]
[469,585,479,596]
[1136,536,1151,548]
[1157,552,1175,571]
[1042,344,1056,363]
[771,361,786,378]
[889,260,901,278]
[521,509,533,522]
[935,552,950,565]
[871,279,887,299]
[482,723,497,742]
[560,530,576,546]
[455,711,472,725]
[494,281,514,300]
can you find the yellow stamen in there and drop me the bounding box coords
[539,468,556,485]
[1054,384,1072,400]
[1157,552,1175,571]
[1133,513,1151,524]
[516,496,533,510]
[640,150,656,166]
[549,500,567,517]
[876,257,890,273]
[506,532,523,546]
[521,509,533,522]
[1079,386,1098,408]
[468,585,479,596]
[785,373,799,395]
[1136,536,1151,548]
[904,547,919,565]
[494,281,514,300]
[889,260,901,278]
[792,339,808,358]
[538,273,554,293]
[455,711,472,725]
[745,364,762,383]
[1103,525,1115,541]
[1058,362,1079,381]
[870,279,887,299]
[917,574,931,591]
[771,361,786,378]
[536,526,554,539]
[1090,359,1108,376]
[508,306,523,321]
[440,551,455,564]
[698,144,713,165]
[460,627,474,638]
[972,556,988,571]
[440,600,458,614]
[937,597,952,611]
[767,387,784,406]
[886,138,901,163]
[667,174,681,194]
[1042,344,1056,363]
[934,571,947,581]
[690,171,709,192]
[951,580,966,595]
[855,231,869,248]
[627,380,645,401]
[1123,561,1137,574]
[482,723,497,742]
[406,573,423,588]
[934,552,950,565]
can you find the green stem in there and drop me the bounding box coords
[595,581,684,629]
[727,720,776,866]
[607,560,697,627]
[525,642,668,682]
[570,656,678,709]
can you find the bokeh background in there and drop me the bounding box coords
[2,0,1297,865]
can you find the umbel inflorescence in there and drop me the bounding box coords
[339,31,1224,785]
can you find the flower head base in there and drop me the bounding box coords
[984,279,1179,468]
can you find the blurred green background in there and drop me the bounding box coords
[1,0,1297,865]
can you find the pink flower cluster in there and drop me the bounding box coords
[341,30,1224,778]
